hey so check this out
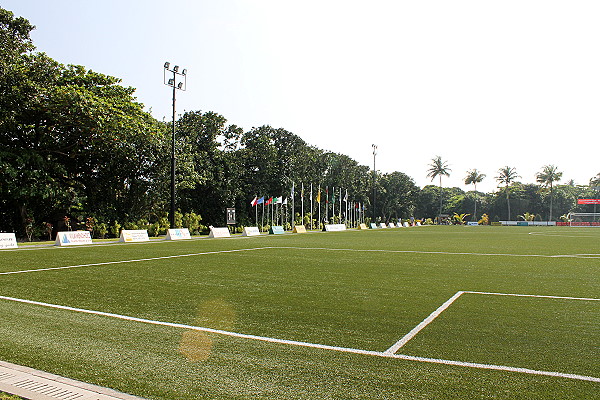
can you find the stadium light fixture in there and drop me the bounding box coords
[163,61,188,228]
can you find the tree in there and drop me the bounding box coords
[535,165,562,221]
[495,166,520,220]
[464,169,486,220]
[426,156,451,222]
[0,8,35,76]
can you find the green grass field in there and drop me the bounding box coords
[0,226,598,399]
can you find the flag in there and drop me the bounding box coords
[291,182,295,198]
[316,189,321,203]
[265,196,273,205]
[282,198,288,205]
[343,190,348,203]
[250,196,258,206]
[301,183,304,198]
[325,187,329,203]
[275,197,282,204]
[256,196,265,205]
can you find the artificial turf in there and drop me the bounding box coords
[0,226,598,399]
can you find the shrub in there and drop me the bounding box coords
[183,212,202,234]
[109,221,121,238]
[94,222,108,239]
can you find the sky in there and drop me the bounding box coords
[4,0,599,193]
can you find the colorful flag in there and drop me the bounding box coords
[316,189,321,203]
[325,187,329,203]
[250,196,258,206]
[256,196,265,205]
[265,196,273,205]
[275,197,282,204]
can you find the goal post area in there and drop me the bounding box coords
[560,213,600,227]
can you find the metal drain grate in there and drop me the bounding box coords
[0,361,146,400]
[12,378,85,399]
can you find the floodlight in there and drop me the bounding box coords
[164,62,170,69]
[173,65,179,73]
[182,68,187,76]
[168,78,175,86]
[177,82,183,89]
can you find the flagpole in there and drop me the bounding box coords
[261,200,265,232]
[301,183,304,227]
[339,187,342,223]
[332,186,335,223]
[291,182,295,229]
[310,183,313,231]
[325,186,329,224]
[318,184,321,230]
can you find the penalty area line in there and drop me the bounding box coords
[0,294,597,383]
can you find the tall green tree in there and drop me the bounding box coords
[495,166,520,220]
[464,169,486,220]
[535,164,562,221]
[426,156,451,222]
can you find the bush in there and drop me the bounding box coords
[183,212,202,234]
[109,221,121,238]
[94,222,108,239]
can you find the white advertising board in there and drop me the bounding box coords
[55,231,93,246]
[120,229,149,242]
[0,233,18,249]
[166,228,192,240]
[208,227,231,238]
[324,224,346,232]
[242,227,261,236]
[388,223,395,228]
[379,223,387,229]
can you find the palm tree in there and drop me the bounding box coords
[464,169,486,222]
[495,166,520,220]
[535,165,563,222]
[427,156,451,223]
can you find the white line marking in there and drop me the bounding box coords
[385,291,465,354]
[0,295,598,383]
[268,246,600,259]
[465,291,600,302]
[0,247,271,276]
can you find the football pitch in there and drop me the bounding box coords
[0,226,598,399]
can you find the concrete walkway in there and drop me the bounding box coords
[0,361,146,400]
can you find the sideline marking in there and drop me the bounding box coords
[0,247,271,276]
[4,245,600,276]
[0,294,598,383]
[268,246,600,259]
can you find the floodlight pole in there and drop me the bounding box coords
[372,144,377,222]
[163,62,187,229]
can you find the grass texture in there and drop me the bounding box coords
[0,226,598,399]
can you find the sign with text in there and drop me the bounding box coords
[166,228,192,240]
[324,224,346,232]
[242,227,261,236]
[358,223,368,230]
[0,233,18,249]
[120,229,149,243]
[208,227,231,238]
[293,225,307,233]
[55,231,92,246]
[577,199,600,205]
[269,226,285,235]
[226,208,236,225]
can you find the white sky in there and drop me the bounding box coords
[4,0,599,192]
